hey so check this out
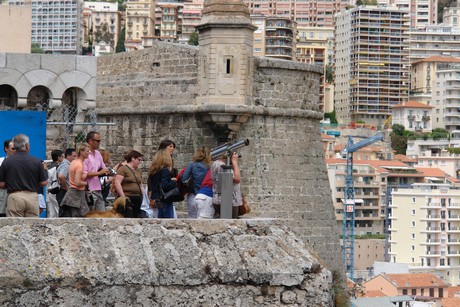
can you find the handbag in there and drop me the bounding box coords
[85,190,94,207]
[160,185,184,203]
[238,195,251,216]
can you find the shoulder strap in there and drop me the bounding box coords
[125,165,142,195]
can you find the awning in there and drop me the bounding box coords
[426,177,443,181]
[341,199,364,205]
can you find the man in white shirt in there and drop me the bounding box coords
[0,140,16,217]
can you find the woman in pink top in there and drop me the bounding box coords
[59,143,90,217]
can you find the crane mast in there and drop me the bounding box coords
[342,132,384,280]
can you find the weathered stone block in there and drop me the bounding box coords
[0,218,334,306]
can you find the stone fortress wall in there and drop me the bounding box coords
[96,28,341,270]
[0,0,345,304]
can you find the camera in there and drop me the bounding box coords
[107,167,117,176]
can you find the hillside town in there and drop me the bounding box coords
[1,0,460,306]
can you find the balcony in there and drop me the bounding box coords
[407,115,415,121]
[421,226,441,233]
[422,115,431,121]
[421,214,441,220]
[424,250,441,256]
[421,239,441,245]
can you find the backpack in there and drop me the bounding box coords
[176,166,195,196]
[47,166,60,194]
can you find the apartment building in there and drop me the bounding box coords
[391,101,433,133]
[297,26,333,112]
[389,182,460,285]
[82,2,121,53]
[443,5,460,29]
[406,138,460,157]
[334,6,410,125]
[243,0,349,28]
[9,0,82,54]
[180,0,203,43]
[124,0,155,51]
[0,4,31,53]
[407,25,460,62]
[432,62,460,135]
[251,15,296,61]
[388,0,437,28]
[156,4,181,40]
[416,150,460,179]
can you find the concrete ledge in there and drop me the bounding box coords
[96,104,324,120]
[0,218,333,306]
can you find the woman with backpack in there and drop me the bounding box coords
[147,149,178,218]
[181,147,211,218]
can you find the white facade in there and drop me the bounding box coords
[432,63,460,136]
[408,25,460,62]
[416,150,460,179]
[390,184,460,286]
[407,138,460,157]
[391,101,433,132]
[9,0,83,54]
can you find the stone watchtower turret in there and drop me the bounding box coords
[195,0,257,140]
[196,0,256,106]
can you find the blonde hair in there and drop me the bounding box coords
[76,143,90,157]
[100,149,111,165]
[149,149,173,175]
[192,147,211,167]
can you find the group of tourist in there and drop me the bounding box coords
[0,132,243,219]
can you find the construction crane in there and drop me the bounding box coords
[341,132,384,281]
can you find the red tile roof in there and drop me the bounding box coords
[415,167,448,177]
[392,101,434,109]
[442,297,460,307]
[385,273,447,288]
[448,286,460,298]
[364,290,386,297]
[412,55,460,65]
[394,154,417,163]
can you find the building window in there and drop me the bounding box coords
[403,289,408,295]
[412,233,415,239]
[412,289,417,295]
[412,209,416,215]
[411,245,415,251]
[412,221,416,227]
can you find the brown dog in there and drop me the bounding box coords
[83,196,132,218]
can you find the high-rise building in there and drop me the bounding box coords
[251,15,296,61]
[125,0,155,51]
[407,25,460,62]
[390,182,460,286]
[0,4,31,53]
[296,26,334,112]
[432,62,460,136]
[9,0,83,54]
[82,2,121,54]
[389,0,437,28]
[334,6,410,125]
[180,0,203,44]
[243,0,349,27]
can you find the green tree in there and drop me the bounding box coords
[390,124,408,155]
[31,43,45,54]
[430,128,449,140]
[325,65,334,83]
[188,32,199,46]
[115,27,126,53]
[324,109,338,124]
[94,22,114,48]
